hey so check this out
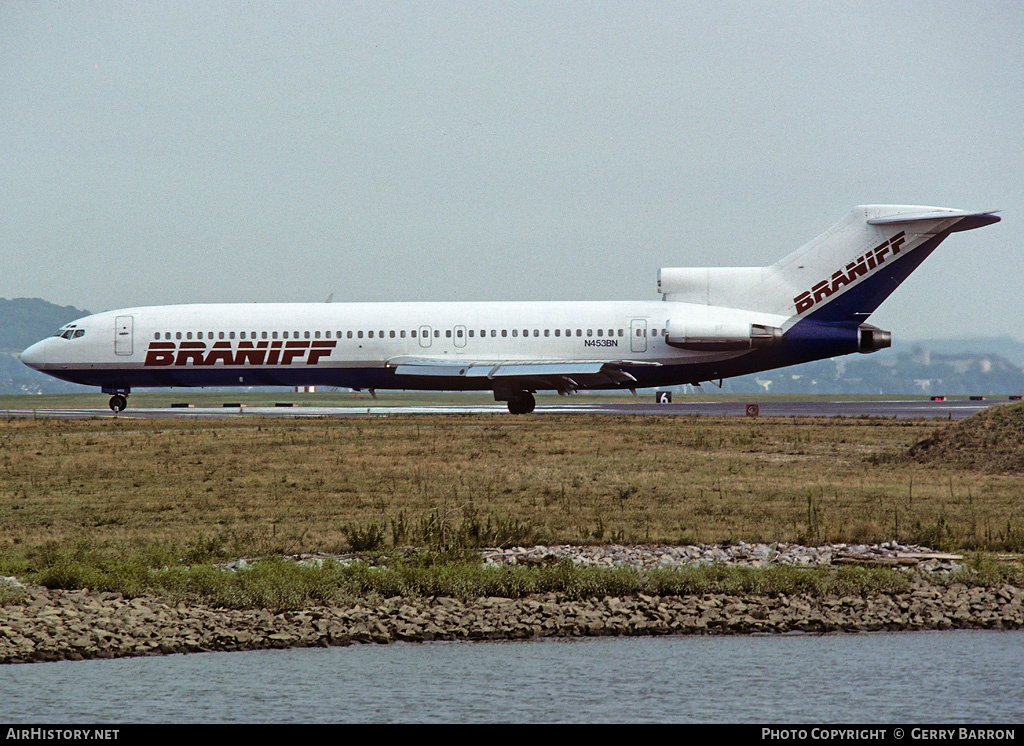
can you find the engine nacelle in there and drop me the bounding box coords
[858,324,891,353]
[665,320,784,351]
[658,267,766,306]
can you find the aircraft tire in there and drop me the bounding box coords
[109,394,127,413]
[507,392,535,414]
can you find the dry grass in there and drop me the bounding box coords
[1,414,1022,556]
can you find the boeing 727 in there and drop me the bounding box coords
[21,205,1000,413]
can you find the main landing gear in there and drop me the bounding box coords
[506,391,536,415]
[103,387,130,413]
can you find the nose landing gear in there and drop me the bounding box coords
[103,387,131,413]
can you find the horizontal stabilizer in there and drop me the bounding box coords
[866,209,1000,225]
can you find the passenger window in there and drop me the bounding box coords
[586,329,593,337]
[411,330,417,338]
[368,331,374,338]
[512,329,518,338]
[597,329,603,337]
[390,330,396,338]
[229,332,235,339]
[555,329,560,337]
[501,330,507,338]
[305,331,311,339]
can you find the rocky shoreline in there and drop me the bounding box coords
[2,544,1023,665]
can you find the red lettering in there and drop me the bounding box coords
[890,232,905,255]
[830,270,851,293]
[812,280,832,303]
[266,341,282,366]
[280,341,309,365]
[145,342,175,366]
[307,341,337,364]
[175,342,206,366]
[846,257,868,280]
[204,341,235,366]
[235,341,268,366]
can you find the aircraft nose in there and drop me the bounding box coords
[20,339,47,370]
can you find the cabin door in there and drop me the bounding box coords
[115,315,134,356]
[630,318,647,353]
[418,325,432,348]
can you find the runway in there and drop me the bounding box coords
[2,398,1014,420]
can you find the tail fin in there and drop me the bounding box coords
[659,205,1000,323]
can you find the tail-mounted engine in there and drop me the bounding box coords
[858,324,891,353]
[665,320,784,351]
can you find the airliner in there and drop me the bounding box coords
[21,205,1000,413]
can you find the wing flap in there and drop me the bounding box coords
[388,357,659,388]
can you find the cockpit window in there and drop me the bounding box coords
[52,325,84,340]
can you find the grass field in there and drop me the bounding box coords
[2,410,1021,562]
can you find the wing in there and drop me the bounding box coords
[386,356,661,393]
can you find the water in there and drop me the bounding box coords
[2,631,1021,723]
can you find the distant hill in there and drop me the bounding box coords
[904,336,1024,368]
[0,297,94,395]
[716,347,1024,396]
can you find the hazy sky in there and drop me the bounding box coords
[2,1,1021,340]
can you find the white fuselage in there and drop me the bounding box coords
[22,300,791,392]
